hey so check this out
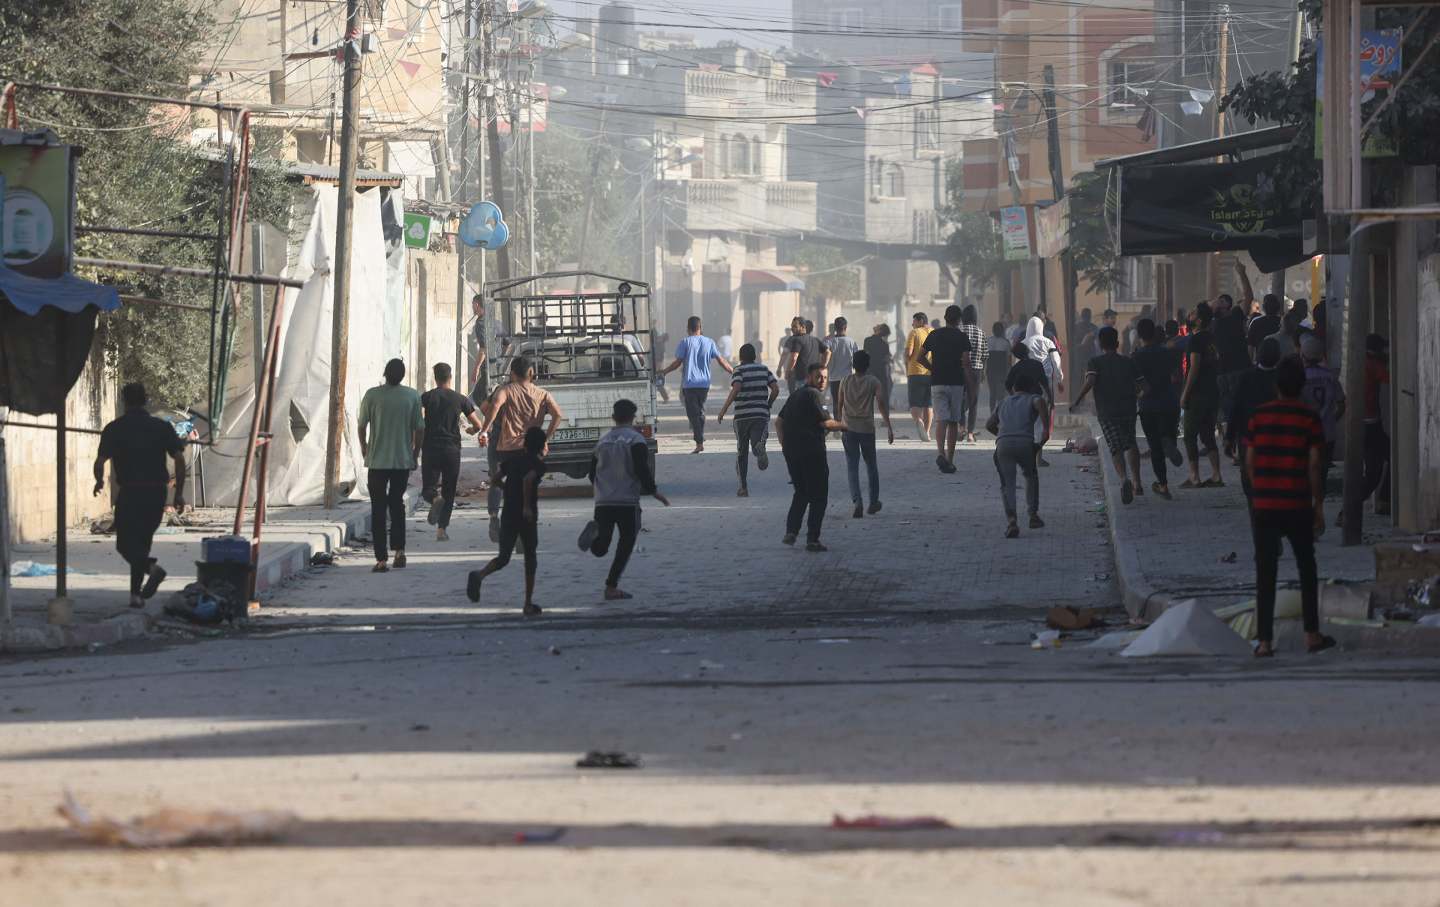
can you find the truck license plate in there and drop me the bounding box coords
[553,427,601,443]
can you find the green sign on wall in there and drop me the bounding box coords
[403,212,431,250]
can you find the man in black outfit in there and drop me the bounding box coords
[775,363,847,552]
[421,362,484,541]
[93,383,187,608]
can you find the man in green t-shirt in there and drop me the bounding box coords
[358,358,424,572]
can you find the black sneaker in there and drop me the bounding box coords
[1029,514,1045,529]
[757,448,769,471]
[867,500,882,515]
[935,454,949,472]
[1121,479,1134,505]
[805,541,828,552]
[577,520,599,552]
[782,533,797,546]
[426,497,443,525]
[141,565,167,599]
[466,570,484,604]
[853,503,864,519]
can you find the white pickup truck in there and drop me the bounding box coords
[483,274,658,479]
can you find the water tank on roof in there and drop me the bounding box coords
[597,3,636,54]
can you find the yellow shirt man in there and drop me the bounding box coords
[905,324,932,377]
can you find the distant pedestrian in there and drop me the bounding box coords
[986,321,1010,414]
[93,382,188,607]
[837,349,893,519]
[903,312,933,442]
[919,304,973,473]
[1226,336,1282,498]
[468,294,489,405]
[358,359,424,572]
[1132,318,1183,499]
[781,315,825,394]
[986,373,1050,538]
[1021,315,1063,467]
[660,316,733,454]
[863,323,894,409]
[1245,356,1333,657]
[467,427,546,616]
[716,343,780,497]
[825,317,858,413]
[1180,301,1224,488]
[776,363,847,551]
[421,362,483,542]
[1301,334,1345,500]
[578,399,671,601]
[958,305,987,443]
[1072,307,1097,367]
[478,355,562,542]
[1247,293,1283,360]
[1074,326,1144,505]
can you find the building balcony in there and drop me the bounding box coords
[667,179,817,233]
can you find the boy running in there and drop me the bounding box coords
[1074,326,1144,505]
[987,374,1050,538]
[578,400,671,600]
[837,349,893,518]
[467,427,547,616]
[716,343,779,497]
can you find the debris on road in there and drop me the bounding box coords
[831,814,952,831]
[1120,600,1252,657]
[58,791,298,847]
[1031,630,1062,649]
[310,552,337,567]
[547,645,562,656]
[576,751,642,769]
[1219,551,1238,564]
[514,827,567,844]
[1046,607,1099,631]
[11,561,86,577]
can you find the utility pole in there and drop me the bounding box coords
[1041,64,1078,400]
[453,0,474,377]
[483,0,513,284]
[1207,5,1231,300]
[324,0,363,510]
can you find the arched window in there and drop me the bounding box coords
[886,163,905,197]
[869,156,883,196]
[750,137,764,175]
[731,133,750,175]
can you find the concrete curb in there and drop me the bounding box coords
[0,495,396,655]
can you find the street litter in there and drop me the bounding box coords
[1031,629,1062,649]
[11,561,87,577]
[1120,600,1253,657]
[832,814,952,831]
[164,580,245,626]
[514,827,566,844]
[1418,613,1440,628]
[1219,551,1238,564]
[576,751,641,769]
[1046,607,1099,630]
[58,791,297,847]
[1406,575,1440,609]
[547,645,562,655]
[310,552,336,567]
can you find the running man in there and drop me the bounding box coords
[716,342,779,497]
[776,363,847,551]
[660,316,733,453]
[1180,301,1224,488]
[837,349,894,519]
[781,315,825,394]
[1074,326,1144,505]
[1132,318,1184,499]
[467,426,547,616]
[93,382,187,607]
[918,304,973,474]
[420,362,483,541]
[477,356,562,542]
[358,359,425,572]
[578,399,672,600]
[986,373,1050,538]
[825,317,858,414]
[904,312,933,442]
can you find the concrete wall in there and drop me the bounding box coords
[3,345,115,544]
[406,249,463,394]
[1415,254,1440,531]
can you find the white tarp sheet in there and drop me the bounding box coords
[206,184,394,506]
[1120,600,1254,658]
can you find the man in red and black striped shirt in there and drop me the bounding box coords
[1243,356,1335,656]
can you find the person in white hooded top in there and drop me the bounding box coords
[1022,315,1064,466]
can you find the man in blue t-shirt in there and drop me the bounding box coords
[660,315,735,453]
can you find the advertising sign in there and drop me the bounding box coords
[403,212,431,250]
[1000,205,1032,261]
[1315,28,1402,158]
[0,142,75,278]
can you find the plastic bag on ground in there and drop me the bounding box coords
[1120,600,1253,657]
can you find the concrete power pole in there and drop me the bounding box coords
[1206,5,1231,300]
[324,0,365,510]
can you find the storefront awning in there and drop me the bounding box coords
[741,268,805,291]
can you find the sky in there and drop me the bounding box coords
[553,0,794,47]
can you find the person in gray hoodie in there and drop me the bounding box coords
[577,399,671,600]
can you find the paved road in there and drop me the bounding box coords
[2,399,1438,905]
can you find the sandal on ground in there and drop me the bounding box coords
[392,552,407,569]
[1152,482,1173,500]
[1121,479,1134,505]
[1307,635,1338,654]
[1179,479,1201,489]
[1201,478,1225,488]
[523,602,543,616]
[1254,643,1275,658]
[604,589,634,600]
[1004,522,1020,539]
[372,562,389,573]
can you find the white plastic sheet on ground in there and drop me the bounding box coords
[205,184,395,506]
[1120,599,1254,657]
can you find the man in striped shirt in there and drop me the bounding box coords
[717,343,780,497]
[1243,356,1334,657]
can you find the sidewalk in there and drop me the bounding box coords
[1092,418,1440,652]
[0,449,483,653]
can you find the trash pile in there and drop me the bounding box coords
[163,579,246,626]
[58,791,297,847]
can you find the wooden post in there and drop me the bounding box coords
[324,0,364,510]
[1207,6,1231,300]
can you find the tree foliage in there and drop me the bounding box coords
[786,242,862,302]
[1066,170,1123,295]
[2,0,285,409]
[937,158,1005,291]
